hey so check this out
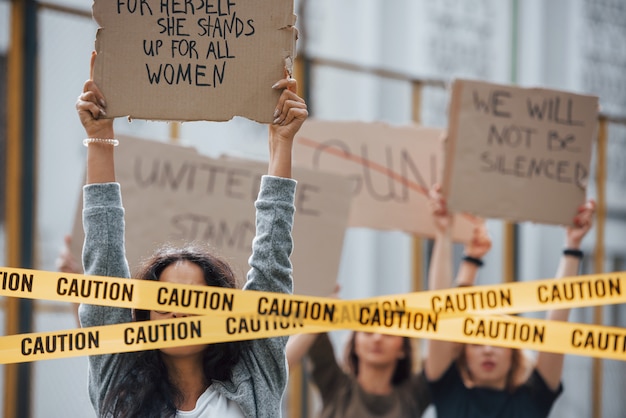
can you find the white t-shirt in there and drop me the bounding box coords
[176,386,245,418]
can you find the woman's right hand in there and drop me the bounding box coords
[75,52,114,139]
[429,183,453,234]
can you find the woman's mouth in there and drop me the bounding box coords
[481,361,496,371]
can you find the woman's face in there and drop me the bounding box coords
[464,344,513,390]
[151,260,207,358]
[354,332,405,369]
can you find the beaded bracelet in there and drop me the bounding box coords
[83,138,119,147]
[563,248,584,259]
[462,255,484,267]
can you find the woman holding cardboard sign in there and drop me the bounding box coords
[284,222,492,418]
[76,52,307,418]
[425,184,595,418]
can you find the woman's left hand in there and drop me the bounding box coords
[269,77,308,143]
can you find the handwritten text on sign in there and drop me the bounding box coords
[444,79,598,225]
[294,120,477,242]
[92,0,296,122]
[71,136,351,297]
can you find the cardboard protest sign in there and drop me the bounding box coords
[443,79,598,225]
[293,120,477,242]
[71,135,352,297]
[92,0,297,123]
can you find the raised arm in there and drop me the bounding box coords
[76,52,116,185]
[427,184,454,290]
[455,220,491,287]
[424,184,461,380]
[237,78,308,415]
[286,333,320,370]
[535,199,596,390]
[76,53,131,415]
[267,77,308,179]
[244,76,306,296]
[56,235,83,326]
[56,234,83,275]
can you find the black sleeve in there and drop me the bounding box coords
[525,368,563,413]
[425,362,463,401]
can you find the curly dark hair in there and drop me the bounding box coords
[102,245,246,418]
[344,331,414,385]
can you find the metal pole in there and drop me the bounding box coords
[4,0,38,417]
[503,0,520,284]
[592,116,607,418]
[502,223,517,283]
[411,81,424,368]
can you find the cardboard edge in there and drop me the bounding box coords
[91,2,296,125]
[442,79,464,197]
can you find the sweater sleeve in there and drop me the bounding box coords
[237,175,297,416]
[244,175,296,294]
[78,182,132,416]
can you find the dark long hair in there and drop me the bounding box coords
[344,332,414,385]
[102,245,245,418]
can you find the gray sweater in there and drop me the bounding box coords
[79,175,297,418]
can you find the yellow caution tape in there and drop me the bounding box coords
[0,267,624,363]
[1,308,624,364]
[1,267,624,317]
